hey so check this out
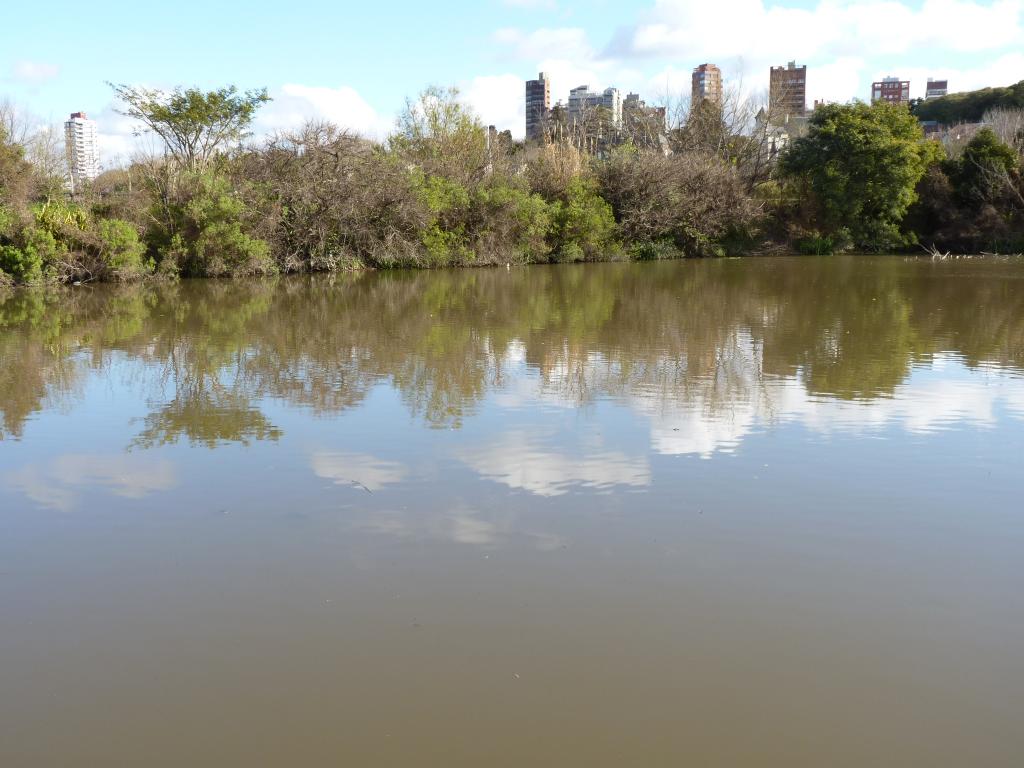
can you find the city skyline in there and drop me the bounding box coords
[4,0,1024,155]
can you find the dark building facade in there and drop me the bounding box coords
[769,61,807,119]
[525,72,551,142]
[926,79,949,100]
[872,77,911,105]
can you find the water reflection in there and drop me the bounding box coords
[457,430,651,496]
[4,454,176,511]
[1,257,1023,450]
[3,258,1024,766]
[311,452,408,492]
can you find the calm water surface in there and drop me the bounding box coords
[2,256,1023,766]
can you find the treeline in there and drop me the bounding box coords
[913,79,1024,125]
[2,83,1024,287]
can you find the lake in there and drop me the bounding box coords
[2,256,1023,766]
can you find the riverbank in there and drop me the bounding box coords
[3,88,1023,287]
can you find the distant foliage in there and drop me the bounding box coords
[913,80,1024,125]
[947,128,1019,208]
[908,128,1024,253]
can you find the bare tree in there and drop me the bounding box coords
[0,99,68,196]
[982,107,1024,157]
[667,76,800,190]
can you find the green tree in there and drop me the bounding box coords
[549,177,618,261]
[157,172,275,277]
[110,83,270,171]
[97,219,151,280]
[781,102,940,251]
[946,127,1020,208]
[390,86,489,185]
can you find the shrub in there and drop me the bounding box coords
[0,205,16,239]
[524,143,588,201]
[946,128,1019,209]
[470,180,551,264]
[630,240,684,261]
[598,150,756,257]
[33,199,89,235]
[97,219,151,280]
[0,243,43,283]
[549,177,618,261]
[155,172,276,277]
[794,230,849,256]
[414,172,473,265]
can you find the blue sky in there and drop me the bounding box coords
[4,0,1024,159]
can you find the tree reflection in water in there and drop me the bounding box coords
[2,256,1023,446]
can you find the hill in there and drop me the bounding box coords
[913,80,1024,124]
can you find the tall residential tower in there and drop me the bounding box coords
[525,72,551,142]
[769,61,807,120]
[691,63,722,108]
[64,112,100,193]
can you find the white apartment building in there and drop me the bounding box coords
[567,85,623,129]
[64,112,100,193]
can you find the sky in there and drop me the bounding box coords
[3,0,1024,163]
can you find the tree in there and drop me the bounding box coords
[110,84,270,171]
[947,127,1020,209]
[781,102,940,250]
[390,86,489,184]
[598,147,759,257]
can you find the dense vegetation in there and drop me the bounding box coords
[2,83,1024,287]
[913,80,1024,125]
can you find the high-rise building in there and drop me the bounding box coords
[871,77,911,105]
[769,61,807,119]
[567,85,623,129]
[525,72,551,142]
[926,78,949,100]
[691,63,722,107]
[64,112,100,193]
[623,93,667,146]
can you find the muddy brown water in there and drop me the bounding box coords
[2,256,1023,766]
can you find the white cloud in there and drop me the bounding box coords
[459,430,651,496]
[257,83,391,139]
[495,27,593,63]
[634,352,1024,457]
[4,454,177,511]
[311,451,408,492]
[895,52,1024,99]
[612,0,1024,60]
[11,60,60,84]
[462,74,524,134]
